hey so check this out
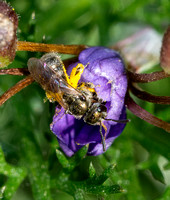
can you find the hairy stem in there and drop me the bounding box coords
[125,93,170,132]
[17,41,88,55]
[0,68,29,76]
[129,83,170,104]
[127,70,170,83]
[0,76,34,106]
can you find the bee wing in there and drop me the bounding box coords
[28,57,54,91]
[28,57,84,110]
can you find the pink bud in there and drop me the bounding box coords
[0,1,18,68]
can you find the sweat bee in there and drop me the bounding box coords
[28,53,128,151]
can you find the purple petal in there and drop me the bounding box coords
[51,47,128,156]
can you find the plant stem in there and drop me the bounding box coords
[129,83,170,104]
[125,93,170,132]
[0,68,29,76]
[127,70,170,83]
[0,75,34,106]
[17,41,88,55]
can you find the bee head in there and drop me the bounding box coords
[83,102,107,125]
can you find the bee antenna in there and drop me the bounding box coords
[99,121,106,152]
[104,118,130,123]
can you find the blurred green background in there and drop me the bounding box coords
[0,0,170,199]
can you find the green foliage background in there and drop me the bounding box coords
[0,0,170,199]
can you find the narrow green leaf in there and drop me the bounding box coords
[0,146,27,200]
[20,136,52,200]
[150,163,165,184]
[89,162,96,178]
[56,149,70,169]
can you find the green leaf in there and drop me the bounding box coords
[89,162,95,178]
[150,163,165,184]
[137,155,165,184]
[56,145,88,173]
[20,136,52,200]
[164,162,170,170]
[0,146,27,200]
[158,187,170,200]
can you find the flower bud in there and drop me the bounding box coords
[0,1,18,68]
[160,26,170,74]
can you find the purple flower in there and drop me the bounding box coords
[50,47,128,156]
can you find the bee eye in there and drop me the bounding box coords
[97,107,101,112]
[79,96,86,101]
[97,105,107,113]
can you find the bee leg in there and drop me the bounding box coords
[99,121,107,152]
[78,82,96,93]
[62,63,72,85]
[45,91,56,102]
[69,63,85,88]
[102,122,107,138]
